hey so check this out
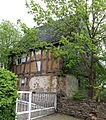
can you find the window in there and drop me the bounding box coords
[15,54,26,65]
[37,61,41,71]
[18,58,21,64]
[15,58,21,65]
[21,54,26,63]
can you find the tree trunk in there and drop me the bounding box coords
[81,53,94,99]
[89,51,95,99]
[88,62,94,99]
[89,78,94,99]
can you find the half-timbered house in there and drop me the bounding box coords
[12,25,78,97]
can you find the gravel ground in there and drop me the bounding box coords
[36,113,81,120]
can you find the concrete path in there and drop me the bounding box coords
[36,114,81,120]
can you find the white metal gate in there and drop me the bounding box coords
[15,91,57,120]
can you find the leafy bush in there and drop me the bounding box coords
[56,70,66,77]
[72,89,88,100]
[101,89,106,102]
[0,68,18,120]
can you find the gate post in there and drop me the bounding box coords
[28,92,32,120]
[15,97,18,120]
[54,94,57,111]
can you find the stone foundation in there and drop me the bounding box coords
[29,75,78,97]
[57,97,106,120]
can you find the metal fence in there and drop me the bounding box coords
[16,91,57,120]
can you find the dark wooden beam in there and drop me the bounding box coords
[28,51,32,90]
[40,49,43,75]
[51,51,54,72]
[29,51,32,79]
[33,51,38,74]
[20,64,22,76]
[16,65,18,75]
[20,61,23,90]
[19,78,22,91]
[23,55,28,91]
[12,65,14,73]
[46,50,49,74]
[23,55,28,74]
[59,59,63,70]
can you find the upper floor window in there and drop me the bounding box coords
[15,54,26,65]
[18,58,21,64]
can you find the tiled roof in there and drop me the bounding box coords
[37,19,67,43]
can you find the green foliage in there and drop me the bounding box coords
[0,20,39,69]
[0,20,22,69]
[92,62,106,101]
[56,70,66,77]
[94,62,106,87]
[12,20,39,57]
[101,89,106,102]
[0,68,18,120]
[72,90,88,100]
[26,0,106,99]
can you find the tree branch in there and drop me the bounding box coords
[90,51,94,81]
[94,14,105,35]
[81,53,90,80]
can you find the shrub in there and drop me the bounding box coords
[0,68,18,120]
[101,89,106,102]
[72,89,88,100]
[56,70,66,77]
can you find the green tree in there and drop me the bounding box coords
[26,0,106,99]
[14,20,39,56]
[0,20,39,70]
[0,20,22,69]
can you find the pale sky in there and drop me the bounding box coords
[0,0,44,27]
[0,0,92,28]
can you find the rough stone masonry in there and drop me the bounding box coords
[57,97,106,120]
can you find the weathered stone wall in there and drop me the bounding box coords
[57,97,106,120]
[66,75,78,97]
[29,75,57,92]
[57,75,78,97]
[29,75,78,94]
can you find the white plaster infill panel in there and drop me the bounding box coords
[37,61,41,71]
[21,54,26,63]
[51,76,57,92]
[29,76,57,92]
[36,50,41,55]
